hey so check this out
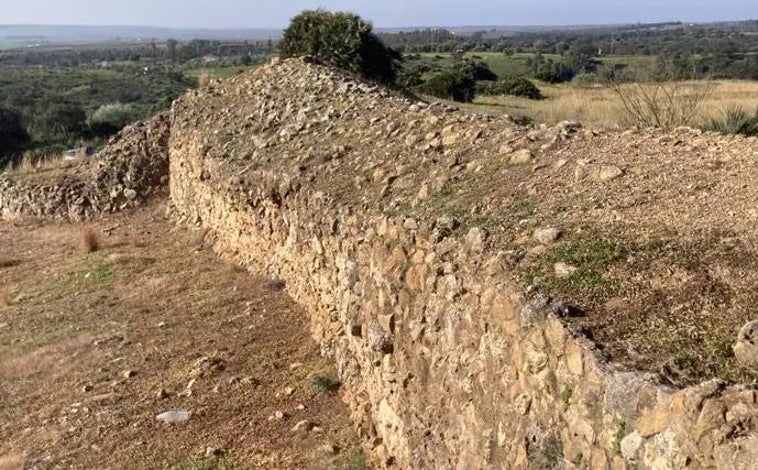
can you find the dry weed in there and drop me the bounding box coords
[474,79,758,129]
[193,228,210,250]
[0,454,24,470]
[198,72,212,89]
[79,227,100,253]
[0,292,10,308]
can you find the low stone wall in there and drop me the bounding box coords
[0,113,170,221]
[169,130,758,469]
[3,58,756,468]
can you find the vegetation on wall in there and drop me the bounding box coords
[279,10,401,84]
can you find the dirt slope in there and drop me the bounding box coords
[0,204,362,469]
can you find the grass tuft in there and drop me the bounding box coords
[310,374,341,393]
[702,105,758,136]
[167,458,238,470]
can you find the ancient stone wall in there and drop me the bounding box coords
[0,113,170,220]
[3,57,757,468]
[169,125,758,469]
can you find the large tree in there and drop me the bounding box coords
[279,10,401,84]
[0,108,30,161]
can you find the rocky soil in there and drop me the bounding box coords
[0,204,362,469]
[174,58,758,385]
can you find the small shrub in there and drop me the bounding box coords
[476,77,542,100]
[310,374,341,393]
[702,106,758,136]
[79,227,100,254]
[607,68,714,129]
[418,70,476,102]
[456,59,498,81]
[503,77,542,100]
[279,9,401,84]
[89,103,141,136]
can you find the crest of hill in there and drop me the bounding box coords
[175,57,758,384]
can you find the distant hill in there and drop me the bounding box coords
[0,25,281,46]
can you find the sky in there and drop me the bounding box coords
[3,0,758,29]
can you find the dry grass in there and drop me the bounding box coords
[0,292,11,309]
[0,204,359,468]
[474,80,758,129]
[0,454,24,470]
[198,72,212,89]
[78,227,100,253]
[3,152,83,177]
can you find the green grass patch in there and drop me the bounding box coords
[611,422,626,456]
[524,235,624,298]
[560,386,573,411]
[310,374,341,393]
[553,237,624,271]
[70,255,113,285]
[165,457,239,470]
[334,446,369,470]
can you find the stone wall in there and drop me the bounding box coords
[3,57,757,468]
[169,128,758,469]
[0,113,169,221]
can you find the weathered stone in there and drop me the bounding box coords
[534,227,562,245]
[554,262,577,278]
[733,320,758,367]
[620,431,643,460]
[465,227,488,252]
[509,149,533,165]
[595,165,624,182]
[636,406,670,438]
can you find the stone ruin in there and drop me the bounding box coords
[3,58,758,469]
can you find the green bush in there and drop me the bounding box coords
[0,108,30,161]
[475,77,542,100]
[456,59,498,81]
[702,106,758,136]
[503,77,542,99]
[89,103,141,137]
[279,10,401,84]
[418,70,476,102]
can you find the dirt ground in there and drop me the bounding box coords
[0,204,363,470]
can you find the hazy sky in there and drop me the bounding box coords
[4,0,758,28]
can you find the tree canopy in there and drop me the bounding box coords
[0,108,30,162]
[279,10,401,84]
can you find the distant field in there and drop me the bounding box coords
[184,64,259,79]
[470,79,758,128]
[407,52,655,78]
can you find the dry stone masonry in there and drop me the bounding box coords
[0,113,169,220]
[4,58,758,468]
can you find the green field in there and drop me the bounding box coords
[184,64,260,79]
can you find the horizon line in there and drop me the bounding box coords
[2,18,757,32]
